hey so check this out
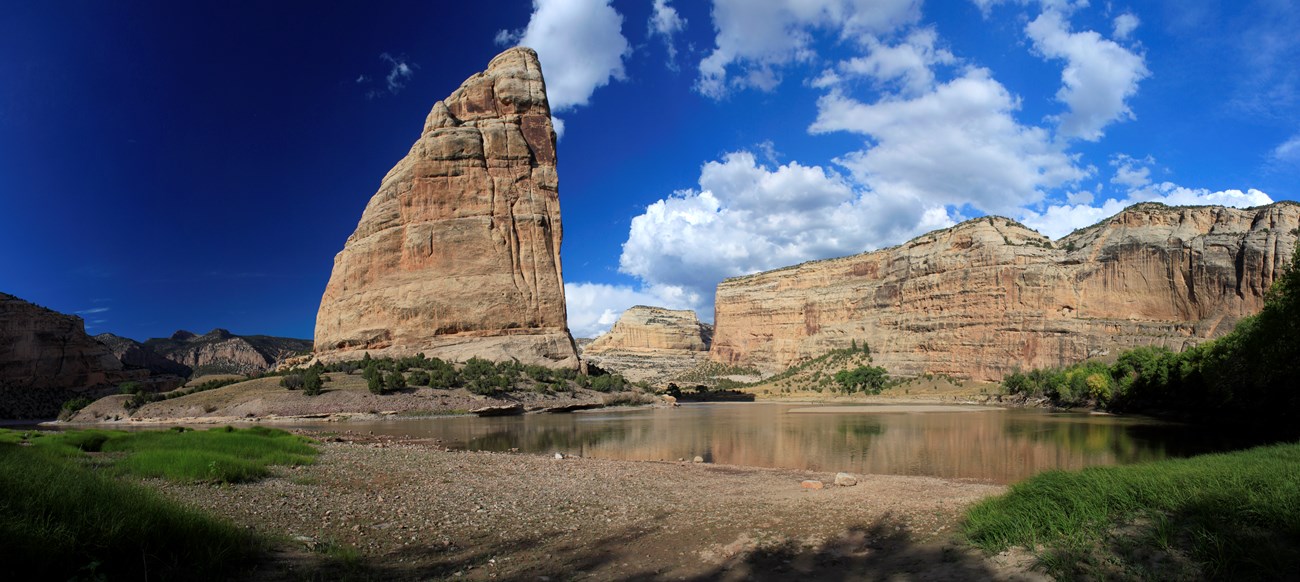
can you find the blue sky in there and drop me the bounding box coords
[3,0,1298,341]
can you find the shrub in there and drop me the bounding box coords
[407,370,431,387]
[385,371,406,390]
[302,368,323,396]
[461,357,508,395]
[280,373,304,390]
[367,373,385,395]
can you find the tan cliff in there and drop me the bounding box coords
[0,293,146,418]
[711,202,1300,382]
[582,306,713,383]
[315,47,578,368]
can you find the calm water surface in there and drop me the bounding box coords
[300,403,1269,484]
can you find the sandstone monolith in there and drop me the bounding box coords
[315,47,577,368]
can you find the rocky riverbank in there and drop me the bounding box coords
[148,433,1047,580]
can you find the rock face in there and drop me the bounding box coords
[0,293,144,418]
[582,306,713,383]
[136,329,313,376]
[315,47,577,368]
[711,202,1300,382]
[95,333,192,377]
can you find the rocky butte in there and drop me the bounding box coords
[711,202,1300,382]
[315,47,578,368]
[581,306,713,383]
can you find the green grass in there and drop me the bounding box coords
[3,425,318,484]
[0,442,265,580]
[964,442,1300,580]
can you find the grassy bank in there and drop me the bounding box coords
[0,426,319,579]
[964,442,1300,580]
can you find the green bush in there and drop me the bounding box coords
[407,370,431,387]
[302,367,323,396]
[386,371,406,390]
[461,357,508,395]
[367,373,385,395]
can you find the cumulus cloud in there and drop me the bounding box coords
[648,0,687,67]
[1110,154,1153,188]
[810,68,1086,215]
[1021,183,1275,239]
[817,27,955,96]
[498,0,630,112]
[696,0,922,98]
[565,282,699,338]
[1112,12,1139,40]
[618,150,953,312]
[1026,9,1149,141]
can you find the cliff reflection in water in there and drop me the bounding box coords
[334,403,1248,484]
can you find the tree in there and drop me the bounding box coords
[386,371,406,390]
[367,373,385,395]
[833,366,888,394]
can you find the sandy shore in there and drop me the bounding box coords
[147,432,1048,581]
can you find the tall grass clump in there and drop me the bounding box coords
[0,443,264,580]
[99,426,318,483]
[965,442,1300,579]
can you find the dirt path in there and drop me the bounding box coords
[150,433,1047,580]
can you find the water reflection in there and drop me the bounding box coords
[304,403,1266,484]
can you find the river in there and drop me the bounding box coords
[291,402,1272,484]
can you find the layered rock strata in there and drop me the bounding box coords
[134,329,312,376]
[315,47,577,368]
[711,202,1300,382]
[582,306,713,383]
[0,293,145,418]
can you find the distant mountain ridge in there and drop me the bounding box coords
[96,329,312,377]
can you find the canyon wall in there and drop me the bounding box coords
[315,47,577,368]
[0,293,145,418]
[711,202,1300,381]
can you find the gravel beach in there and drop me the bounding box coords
[150,432,1047,580]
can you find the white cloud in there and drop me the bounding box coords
[1112,12,1139,40]
[76,307,110,315]
[1274,134,1300,164]
[810,68,1087,215]
[618,150,953,312]
[820,27,956,96]
[498,0,630,112]
[696,0,922,98]
[1021,183,1275,239]
[1026,9,1149,141]
[551,116,566,140]
[564,282,699,338]
[380,53,414,93]
[648,0,687,66]
[1110,154,1153,188]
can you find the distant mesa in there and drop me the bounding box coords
[103,329,312,378]
[711,202,1300,382]
[582,306,713,384]
[315,46,578,368]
